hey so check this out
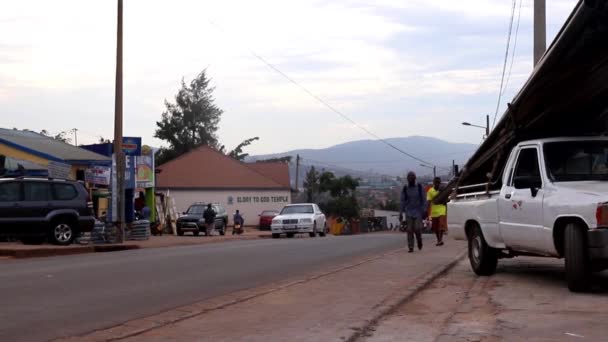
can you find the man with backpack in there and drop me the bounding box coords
[203,204,217,236]
[400,171,427,253]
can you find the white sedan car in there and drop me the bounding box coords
[271,203,328,239]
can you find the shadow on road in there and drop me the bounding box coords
[494,258,608,294]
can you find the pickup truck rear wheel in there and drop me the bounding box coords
[565,223,590,292]
[468,225,498,276]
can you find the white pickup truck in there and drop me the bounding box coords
[448,137,608,292]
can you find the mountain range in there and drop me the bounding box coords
[250,136,478,183]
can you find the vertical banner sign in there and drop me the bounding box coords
[111,155,118,222]
[136,155,154,188]
[110,154,136,222]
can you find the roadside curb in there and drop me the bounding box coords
[0,244,140,259]
[0,233,272,260]
[55,248,407,342]
[345,249,468,342]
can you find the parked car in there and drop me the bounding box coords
[176,202,228,236]
[0,177,95,245]
[449,137,608,292]
[258,210,279,230]
[271,203,327,239]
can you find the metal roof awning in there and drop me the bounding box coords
[451,0,608,193]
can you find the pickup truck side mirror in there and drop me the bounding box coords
[513,176,542,197]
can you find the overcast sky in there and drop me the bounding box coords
[0,0,578,155]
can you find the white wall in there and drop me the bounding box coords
[165,189,292,226]
[373,210,401,228]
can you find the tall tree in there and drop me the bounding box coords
[303,166,320,203]
[318,171,360,219]
[155,69,223,165]
[227,137,260,161]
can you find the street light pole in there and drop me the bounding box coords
[72,128,78,146]
[534,0,546,66]
[420,163,436,178]
[113,0,125,243]
[486,114,490,137]
[462,115,490,138]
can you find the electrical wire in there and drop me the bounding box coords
[208,20,440,168]
[502,0,523,96]
[492,0,518,129]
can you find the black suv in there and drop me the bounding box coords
[0,177,96,245]
[176,203,228,236]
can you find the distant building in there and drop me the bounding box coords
[156,146,291,226]
[0,128,110,179]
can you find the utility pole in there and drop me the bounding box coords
[72,128,78,146]
[534,0,546,66]
[113,0,125,243]
[452,160,455,177]
[485,114,490,137]
[294,154,300,192]
[433,166,436,178]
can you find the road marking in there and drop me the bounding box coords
[565,332,585,338]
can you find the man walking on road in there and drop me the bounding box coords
[400,171,427,253]
[203,204,216,236]
[427,177,448,246]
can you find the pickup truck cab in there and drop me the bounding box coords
[449,137,608,291]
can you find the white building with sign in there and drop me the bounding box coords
[156,146,291,226]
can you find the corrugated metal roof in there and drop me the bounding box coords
[247,162,291,188]
[156,146,289,190]
[0,128,110,162]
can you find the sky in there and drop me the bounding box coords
[0,0,579,155]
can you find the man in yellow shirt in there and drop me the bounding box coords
[427,177,447,246]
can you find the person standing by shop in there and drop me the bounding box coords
[203,204,216,236]
[427,177,447,246]
[400,171,427,253]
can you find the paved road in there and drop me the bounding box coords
[0,234,404,341]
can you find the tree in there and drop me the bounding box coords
[40,129,71,144]
[317,171,360,220]
[303,166,320,203]
[226,137,260,161]
[320,172,358,198]
[155,69,223,165]
[257,156,292,163]
[98,136,111,143]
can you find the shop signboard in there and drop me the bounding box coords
[85,166,111,186]
[122,137,142,156]
[136,155,154,188]
[48,161,72,179]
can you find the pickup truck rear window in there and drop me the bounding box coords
[544,141,608,182]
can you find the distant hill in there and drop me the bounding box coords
[250,136,477,184]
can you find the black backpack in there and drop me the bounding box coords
[402,183,424,203]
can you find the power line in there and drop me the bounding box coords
[502,0,523,97]
[492,0,518,129]
[208,20,439,168]
[306,150,476,165]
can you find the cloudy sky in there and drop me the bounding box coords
[0,0,578,155]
